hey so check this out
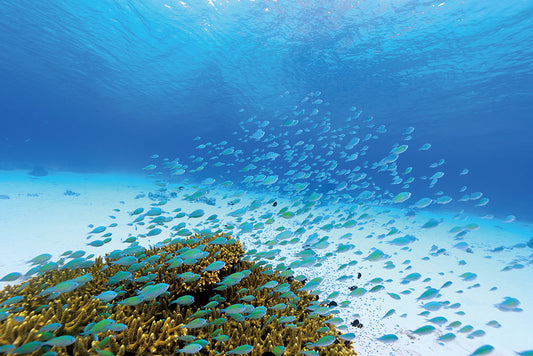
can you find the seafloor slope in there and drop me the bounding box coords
[1,171,532,355]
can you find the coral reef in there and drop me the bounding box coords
[0,233,357,355]
[28,167,48,177]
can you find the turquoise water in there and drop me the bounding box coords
[0,0,532,355]
[0,0,532,217]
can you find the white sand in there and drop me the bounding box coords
[1,170,532,356]
[0,170,154,289]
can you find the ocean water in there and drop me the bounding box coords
[1,0,533,355]
[1,0,532,217]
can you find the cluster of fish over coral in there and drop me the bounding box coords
[0,232,357,355]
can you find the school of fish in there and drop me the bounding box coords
[1,92,532,356]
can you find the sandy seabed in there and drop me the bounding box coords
[1,170,532,356]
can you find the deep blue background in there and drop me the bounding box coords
[1,0,532,219]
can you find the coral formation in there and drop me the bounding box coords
[28,167,48,177]
[0,233,357,355]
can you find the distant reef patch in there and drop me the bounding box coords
[28,166,48,177]
[64,190,80,197]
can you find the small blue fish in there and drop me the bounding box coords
[227,344,253,354]
[470,345,494,355]
[93,291,118,302]
[11,341,43,354]
[45,335,76,347]
[0,345,15,353]
[417,288,439,300]
[89,226,106,234]
[213,334,230,342]
[182,318,207,329]
[438,333,456,342]
[411,325,436,335]
[202,261,226,272]
[107,271,133,284]
[0,272,22,282]
[259,280,279,289]
[118,296,143,306]
[0,295,24,306]
[495,297,522,312]
[88,240,105,247]
[107,323,127,332]
[111,256,138,266]
[247,306,267,319]
[309,335,335,347]
[86,319,116,335]
[339,333,355,341]
[189,209,205,218]
[377,334,398,343]
[62,258,86,270]
[138,283,169,301]
[170,295,195,306]
[297,278,322,292]
[176,343,204,354]
[40,281,81,296]
[220,304,247,314]
[38,323,62,333]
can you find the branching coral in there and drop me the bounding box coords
[0,233,357,355]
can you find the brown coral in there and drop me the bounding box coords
[0,233,357,355]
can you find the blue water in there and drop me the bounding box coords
[1,0,532,219]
